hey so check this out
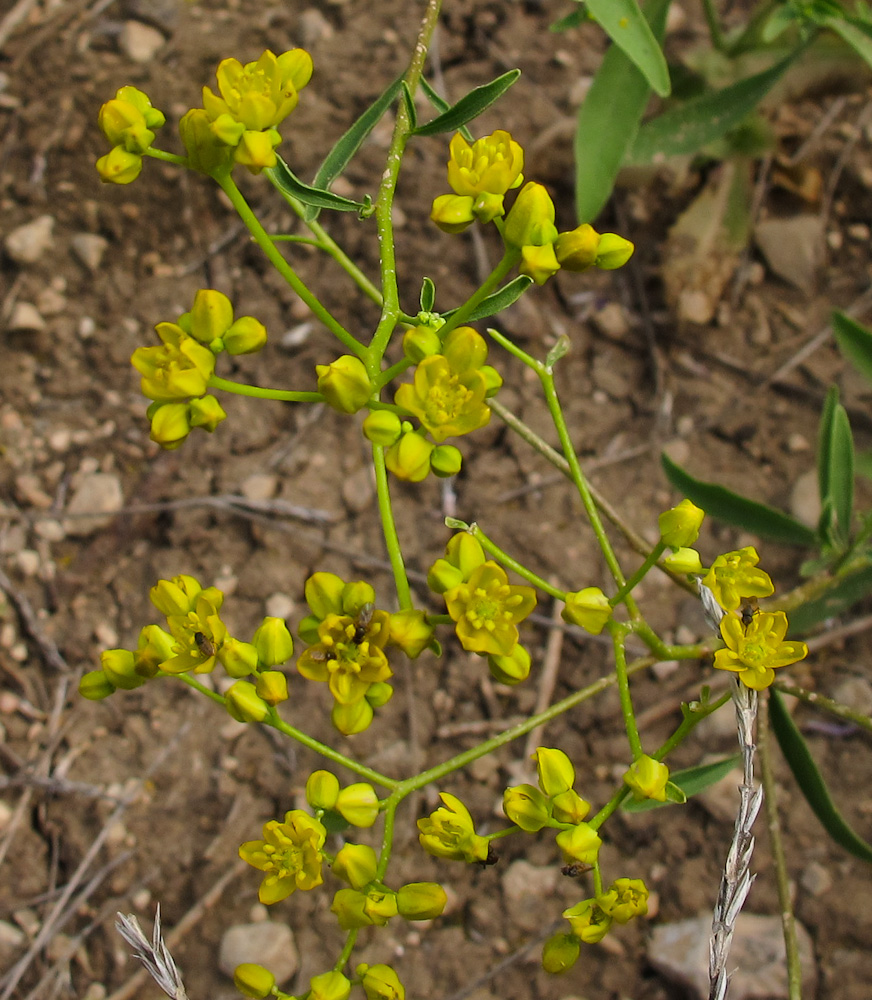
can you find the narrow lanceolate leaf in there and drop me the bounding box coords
[623,754,742,812]
[268,158,368,214]
[832,310,872,387]
[817,385,854,546]
[627,51,796,164]
[823,16,872,72]
[661,453,817,546]
[413,70,521,136]
[769,689,872,864]
[442,276,533,323]
[586,0,671,97]
[574,0,672,222]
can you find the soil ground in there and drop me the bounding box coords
[2,2,872,999]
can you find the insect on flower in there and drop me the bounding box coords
[740,599,759,628]
[352,603,374,644]
[194,630,216,657]
[562,862,594,878]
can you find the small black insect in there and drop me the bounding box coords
[476,845,499,868]
[194,631,215,657]
[739,599,759,628]
[352,603,375,644]
[561,862,593,878]
[307,648,337,662]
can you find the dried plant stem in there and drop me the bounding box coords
[758,696,803,1000]
[708,679,762,1000]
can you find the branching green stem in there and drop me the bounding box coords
[773,680,872,733]
[372,444,412,610]
[609,622,643,760]
[209,375,322,403]
[471,524,566,599]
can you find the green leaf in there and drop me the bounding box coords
[817,386,854,545]
[769,688,872,863]
[661,453,817,546]
[401,81,418,132]
[623,754,742,812]
[551,9,587,32]
[419,79,476,145]
[586,0,671,97]
[574,0,672,222]
[823,15,872,71]
[627,51,796,164]
[856,450,872,480]
[311,76,403,195]
[832,310,872,386]
[786,564,872,634]
[268,157,369,214]
[419,277,436,313]
[442,276,533,323]
[413,70,522,136]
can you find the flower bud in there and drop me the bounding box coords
[79,669,115,700]
[100,649,147,690]
[188,289,233,344]
[234,127,281,173]
[316,355,372,413]
[403,326,443,362]
[663,547,703,574]
[178,108,233,175]
[562,899,612,943]
[332,698,374,735]
[305,572,345,620]
[223,315,267,354]
[358,964,405,1000]
[519,243,560,285]
[365,681,394,707]
[363,410,403,446]
[503,182,558,249]
[150,575,202,615]
[188,395,227,432]
[533,747,575,797]
[562,587,612,635]
[98,99,155,153]
[336,783,379,827]
[430,193,475,234]
[96,146,143,185]
[551,789,591,825]
[554,224,600,272]
[340,581,376,618]
[597,877,649,924]
[363,889,398,924]
[541,932,580,974]
[147,401,190,449]
[479,364,503,397]
[555,822,602,865]
[658,498,705,548]
[134,624,175,677]
[218,637,259,678]
[306,770,340,810]
[252,616,294,666]
[503,784,551,832]
[430,444,463,478]
[332,888,376,930]
[445,532,486,580]
[487,643,531,685]
[388,609,434,658]
[623,755,669,802]
[116,86,165,128]
[209,112,246,147]
[254,669,289,705]
[594,232,634,270]
[233,963,276,999]
[472,190,506,223]
[333,843,378,889]
[385,431,433,482]
[309,971,352,1000]
[396,882,447,920]
[442,326,488,372]
[224,680,270,723]
[427,558,464,595]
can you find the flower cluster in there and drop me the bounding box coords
[417,792,491,864]
[131,289,267,449]
[96,86,165,184]
[239,808,327,904]
[428,532,536,682]
[431,129,634,285]
[80,575,294,720]
[296,573,434,734]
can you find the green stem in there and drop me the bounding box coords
[630,620,713,661]
[374,356,414,390]
[773,680,872,733]
[216,172,363,356]
[589,784,632,831]
[143,147,188,167]
[700,0,726,50]
[759,696,803,1000]
[174,672,227,705]
[208,375,322,403]
[471,524,566,599]
[437,249,520,341]
[372,444,412,609]
[609,622,643,759]
[612,542,667,606]
[654,690,733,761]
[376,797,399,880]
[334,930,359,973]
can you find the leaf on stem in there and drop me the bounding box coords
[441,276,533,323]
[816,386,854,548]
[622,754,742,812]
[268,157,369,214]
[832,310,872,386]
[413,70,522,136]
[786,565,872,635]
[586,0,671,97]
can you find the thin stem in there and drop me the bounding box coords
[609,622,643,760]
[700,0,726,50]
[758,695,803,1000]
[372,444,412,610]
[143,147,188,167]
[773,680,872,733]
[208,375,322,403]
[376,798,399,881]
[654,690,734,761]
[472,524,566,599]
[174,673,227,706]
[374,356,414,390]
[437,249,520,341]
[334,930,359,973]
[216,172,363,356]
[612,542,667,606]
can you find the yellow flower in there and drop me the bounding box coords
[297,611,392,704]
[131,323,216,402]
[447,130,524,198]
[358,964,405,1000]
[239,809,326,904]
[658,498,705,548]
[702,547,774,611]
[417,792,490,863]
[203,49,313,132]
[597,878,649,924]
[161,593,228,674]
[714,610,807,690]
[96,146,143,185]
[555,822,602,866]
[444,561,536,657]
[561,587,612,635]
[623,755,669,802]
[562,899,612,944]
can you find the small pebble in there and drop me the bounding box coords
[219,923,298,985]
[240,473,279,501]
[118,20,165,62]
[63,472,124,537]
[265,592,295,619]
[8,303,45,332]
[70,233,109,271]
[15,550,40,576]
[5,216,54,264]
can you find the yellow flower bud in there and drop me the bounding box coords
[562,899,612,943]
[209,112,246,147]
[79,669,115,700]
[519,243,560,285]
[98,98,156,152]
[385,431,434,482]
[362,410,403,446]
[187,289,233,345]
[340,580,377,618]
[471,190,506,224]
[255,670,289,705]
[403,326,443,362]
[533,747,575,797]
[363,888,398,924]
[594,232,634,270]
[365,681,394,708]
[148,402,191,449]
[541,932,580,974]
[554,224,600,272]
[358,964,405,1000]
[487,643,531,685]
[331,888,376,929]
[430,444,463,478]
[235,127,281,173]
[443,532,487,581]
[555,822,602,865]
[396,882,447,920]
[218,637,258,678]
[225,680,270,723]
[188,395,227,432]
[442,326,488,372]
[504,784,552,831]
[316,355,372,413]
[305,571,345,620]
[331,698,374,735]
[233,963,276,999]
[96,146,143,185]
[430,193,476,234]
[223,315,267,355]
[663,547,704,575]
[252,616,294,666]
[116,86,165,129]
[179,108,234,175]
[503,182,558,249]
[309,971,352,1000]
[624,755,670,801]
[551,788,591,825]
[335,783,380,827]
[306,770,340,810]
[332,843,378,889]
[597,877,649,924]
[562,587,612,635]
[100,649,147,690]
[658,498,705,548]
[388,609,434,658]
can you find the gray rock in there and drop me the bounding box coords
[71,233,109,272]
[501,860,559,931]
[5,215,54,264]
[789,469,821,529]
[8,302,45,332]
[119,20,165,62]
[218,922,298,985]
[755,216,824,291]
[63,473,124,537]
[648,912,816,999]
[799,860,833,898]
[831,675,872,717]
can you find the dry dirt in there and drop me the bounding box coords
[2,1,872,999]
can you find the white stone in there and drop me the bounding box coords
[15,550,40,576]
[71,233,109,272]
[219,922,298,985]
[118,21,165,63]
[240,473,279,501]
[8,302,45,332]
[831,675,872,717]
[265,592,295,619]
[63,473,123,537]
[5,215,54,264]
[755,216,824,290]
[789,468,821,529]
